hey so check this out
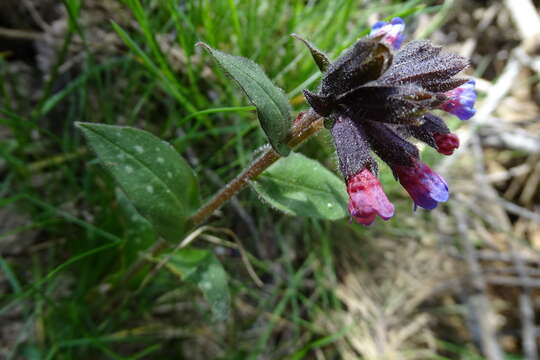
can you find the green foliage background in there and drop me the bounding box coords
[1,0,524,359]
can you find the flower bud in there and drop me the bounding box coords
[347,168,394,225]
[439,79,477,120]
[433,132,459,155]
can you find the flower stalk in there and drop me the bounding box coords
[120,110,322,288]
[189,110,322,226]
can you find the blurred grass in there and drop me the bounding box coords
[0,0,486,359]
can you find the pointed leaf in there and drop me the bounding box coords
[198,42,292,156]
[159,248,230,321]
[251,152,348,219]
[76,123,200,241]
[291,33,330,72]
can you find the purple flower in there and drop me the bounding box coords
[439,79,477,120]
[370,17,406,49]
[393,159,449,210]
[433,132,460,155]
[300,16,474,223]
[347,168,394,225]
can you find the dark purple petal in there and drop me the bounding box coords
[379,40,469,88]
[362,120,419,168]
[303,90,335,116]
[337,84,444,125]
[331,115,376,179]
[321,39,392,97]
[420,77,469,93]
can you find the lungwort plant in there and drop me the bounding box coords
[77,17,476,319]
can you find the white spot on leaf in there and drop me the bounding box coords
[157,157,164,163]
[200,281,212,290]
[125,165,134,173]
[134,145,144,154]
[146,185,154,194]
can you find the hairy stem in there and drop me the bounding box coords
[190,109,322,226]
[117,110,322,293]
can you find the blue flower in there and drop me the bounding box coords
[370,17,406,49]
[440,79,477,120]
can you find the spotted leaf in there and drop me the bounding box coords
[198,43,292,156]
[251,152,348,219]
[76,123,200,242]
[158,248,230,321]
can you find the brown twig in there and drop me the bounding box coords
[476,250,540,264]
[200,233,264,287]
[504,0,540,52]
[485,275,540,288]
[454,207,504,360]
[483,265,540,278]
[511,247,539,360]
[0,27,42,41]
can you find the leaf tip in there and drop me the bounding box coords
[195,42,210,50]
[74,121,87,130]
[291,35,330,72]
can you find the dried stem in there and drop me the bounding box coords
[454,207,504,360]
[0,27,43,41]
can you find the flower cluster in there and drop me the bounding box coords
[304,17,477,225]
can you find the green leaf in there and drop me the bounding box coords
[291,34,330,72]
[251,152,348,220]
[76,123,200,241]
[198,42,292,156]
[160,248,230,321]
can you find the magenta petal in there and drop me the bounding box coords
[347,168,395,225]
